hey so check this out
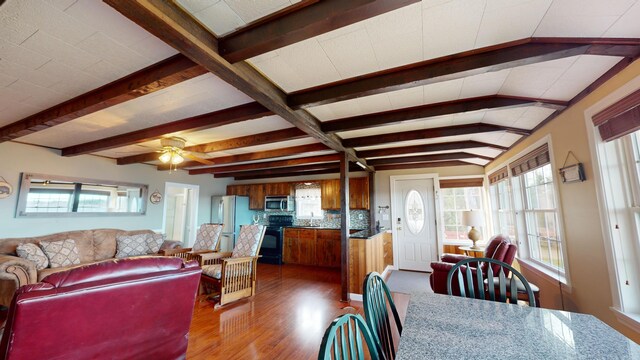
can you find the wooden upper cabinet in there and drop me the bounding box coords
[321,178,370,210]
[265,182,292,196]
[349,177,370,210]
[320,179,341,210]
[248,184,265,210]
[226,184,250,196]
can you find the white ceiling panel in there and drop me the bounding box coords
[185,150,338,169]
[498,56,578,98]
[178,0,301,36]
[459,69,511,99]
[541,55,624,100]
[19,74,254,148]
[318,27,379,79]
[475,0,552,48]
[338,115,455,140]
[534,0,637,37]
[605,1,640,37]
[422,0,485,60]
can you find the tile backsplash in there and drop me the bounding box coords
[253,209,370,230]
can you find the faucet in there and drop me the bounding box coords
[310,212,314,227]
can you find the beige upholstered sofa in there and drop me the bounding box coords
[0,229,181,305]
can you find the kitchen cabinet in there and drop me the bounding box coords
[283,228,301,264]
[226,185,250,196]
[283,228,316,265]
[248,184,265,210]
[315,230,341,268]
[321,178,370,210]
[265,182,292,196]
[320,179,341,210]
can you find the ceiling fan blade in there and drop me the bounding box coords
[183,152,215,165]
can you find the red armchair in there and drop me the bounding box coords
[0,256,201,360]
[429,234,517,295]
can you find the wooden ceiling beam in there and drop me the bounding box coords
[105,0,373,171]
[189,154,340,175]
[374,160,478,171]
[157,143,330,170]
[117,127,308,165]
[321,95,567,133]
[232,166,361,181]
[0,54,206,142]
[219,0,420,63]
[213,162,342,178]
[357,140,508,158]
[343,123,530,148]
[366,152,493,166]
[61,102,271,156]
[288,37,640,109]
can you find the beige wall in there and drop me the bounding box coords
[372,165,485,229]
[0,141,231,238]
[485,59,640,342]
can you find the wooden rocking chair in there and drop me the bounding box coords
[193,224,266,307]
[161,223,223,262]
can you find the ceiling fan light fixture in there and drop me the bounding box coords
[171,153,184,164]
[159,151,173,163]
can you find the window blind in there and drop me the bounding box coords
[488,167,508,184]
[510,144,550,177]
[593,88,640,142]
[439,178,483,188]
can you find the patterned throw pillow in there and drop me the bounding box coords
[193,224,223,251]
[16,243,49,270]
[115,234,150,258]
[232,225,264,258]
[147,233,165,254]
[40,239,81,269]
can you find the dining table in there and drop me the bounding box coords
[396,290,640,359]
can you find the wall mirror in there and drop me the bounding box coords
[16,173,148,217]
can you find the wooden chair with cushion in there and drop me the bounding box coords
[161,223,223,262]
[363,272,402,360]
[446,257,536,307]
[193,224,265,307]
[318,313,383,360]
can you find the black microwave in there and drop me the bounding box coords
[264,196,294,212]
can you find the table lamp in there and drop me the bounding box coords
[462,210,484,249]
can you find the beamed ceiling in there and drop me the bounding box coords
[0,0,639,180]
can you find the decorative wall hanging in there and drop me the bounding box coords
[150,190,163,204]
[559,151,586,183]
[0,176,12,199]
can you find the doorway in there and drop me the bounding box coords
[162,182,199,247]
[390,175,439,272]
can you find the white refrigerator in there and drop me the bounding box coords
[211,195,254,252]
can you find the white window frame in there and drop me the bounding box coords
[585,75,640,331]
[487,136,570,286]
[439,176,487,245]
[488,178,516,240]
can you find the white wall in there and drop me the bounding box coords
[0,142,231,238]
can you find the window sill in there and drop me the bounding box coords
[517,258,572,294]
[611,308,640,333]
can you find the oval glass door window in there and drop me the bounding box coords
[405,190,425,235]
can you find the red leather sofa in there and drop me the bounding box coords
[0,256,201,360]
[429,234,517,295]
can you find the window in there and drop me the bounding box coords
[295,187,322,219]
[440,179,483,241]
[488,142,566,277]
[516,163,563,271]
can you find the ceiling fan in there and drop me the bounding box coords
[157,137,214,171]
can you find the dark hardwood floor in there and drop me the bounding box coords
[186,264,409,359]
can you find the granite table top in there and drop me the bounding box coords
[396,290,640,360]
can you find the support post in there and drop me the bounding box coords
[340,152,350,302]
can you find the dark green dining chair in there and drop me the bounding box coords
[363,272,402,359]
[318,313,384,360]
[446,257,536,307]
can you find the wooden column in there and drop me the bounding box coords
[340,152,350,302]
[369,171,376,233]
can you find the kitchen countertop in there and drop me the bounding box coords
[397,290,640,359]
[283,226,369,233]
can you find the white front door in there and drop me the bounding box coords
[393,178,437,272]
